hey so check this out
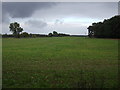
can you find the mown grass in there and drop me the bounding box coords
[2,37,118,88]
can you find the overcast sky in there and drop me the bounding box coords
[2,2,118,35]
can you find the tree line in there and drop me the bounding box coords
[48,31,70,37]
[2,22,70,38]
[2,31,70,38]
[87,15,120,38]
[3,15,120,38]
[2,33,48,38]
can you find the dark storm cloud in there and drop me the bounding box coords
[2,2,117,21]
[2,2,57,18]
[2,2,118,34]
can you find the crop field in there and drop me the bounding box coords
[2,37,118,88]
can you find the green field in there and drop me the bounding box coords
[2,37,118,88]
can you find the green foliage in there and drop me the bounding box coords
[53,31,58,36]
[48,31,70,37]
[20,32,29,38]
[31,34,37,38]
[48,33,53,37]
[88,15,120,38]
[9,22,23,38]
[3,37,118,88]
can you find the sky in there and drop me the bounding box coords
[2,2,118,35]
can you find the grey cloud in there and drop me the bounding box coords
[67,2,118,19]
[2,13,10,23]
[2,2,57,18]
[2,2,118,34]
[2,2,117,21]
[0,2,2,24]
[118,1,120,15]
[55,19,64,25]
[25,20,47,28]
[33,2,117,20]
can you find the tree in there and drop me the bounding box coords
[53,31,58,36]
[20,32,29,38]
[87,26,94,38]
[48,33,53,37]
[9,22,23,38]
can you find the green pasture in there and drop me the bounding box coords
[2,37,118,88]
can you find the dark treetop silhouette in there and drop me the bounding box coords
[88,15,120,38]
[9,22,23,38]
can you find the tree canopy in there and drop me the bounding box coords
[48,31,70,37]
[9,22,23,38]
[87,15,120,38]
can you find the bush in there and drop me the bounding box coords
[20,32,29,38]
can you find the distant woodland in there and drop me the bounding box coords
[2,31,70,38]
[88,15,120,38]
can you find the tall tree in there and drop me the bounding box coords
[9,22,23,38]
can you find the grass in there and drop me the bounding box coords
[2,37,118,88]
